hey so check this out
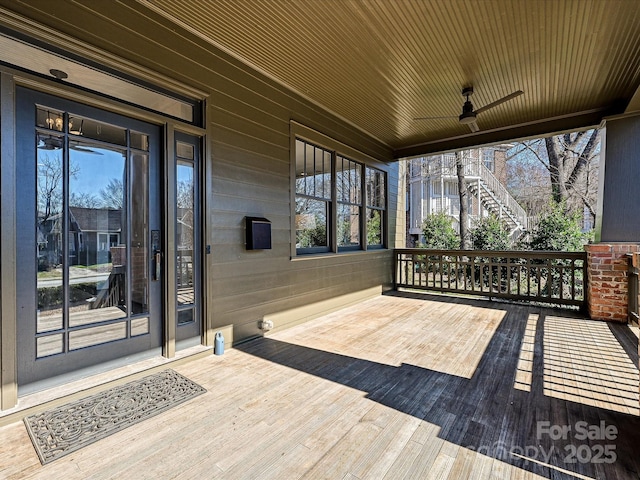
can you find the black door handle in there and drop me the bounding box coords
[153,250,162,281]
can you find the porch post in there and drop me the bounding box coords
[596,114,640,242]
[585,113,640,322]
[595,111,640,414]
[584,243,639,322]
[0,72,18,409]
[585,114,640,321]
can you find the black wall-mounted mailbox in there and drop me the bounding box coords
[245,217,272,250]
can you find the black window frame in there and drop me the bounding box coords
[336,154,363,252]
[294,139,333,254]
[365,165,386,249]
[293,129,388,256]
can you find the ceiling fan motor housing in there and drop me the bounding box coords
[459,100,477,124]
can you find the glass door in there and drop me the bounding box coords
[175,132,201,346]
[16,87,163,392]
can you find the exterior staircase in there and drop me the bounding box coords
[408,152,528,241]
[467,164,528,239]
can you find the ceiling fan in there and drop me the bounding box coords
[37,135,103,155]
[415,86,524,133]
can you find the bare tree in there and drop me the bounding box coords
[37,154,63,225]
[70,192,100,208]
[37,155,82,220]
[507,150,551,218]
[177,174,195,249]
[546,130,599,208]
[509,129,600,228]
[99,178,124,209]
[455,151,470,249]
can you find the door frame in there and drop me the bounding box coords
[162,126,205,356]
[15,86,165,392]
[0,65,207,406]
[174,131,203,348]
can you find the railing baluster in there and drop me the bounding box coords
[628,253,639,326]
[462,254,467,291]
[471,256,475,291]
[488,256,493,298]
[404,254,409,286]
[547,257,553,300]
[454,254,459,290]
[571,259,576,302]
[527,260,532,297]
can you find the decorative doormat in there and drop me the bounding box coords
[24,369,206,464]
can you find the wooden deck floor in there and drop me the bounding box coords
[1,292,639,479]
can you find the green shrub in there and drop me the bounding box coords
[366,210,382,245]
[297,221,327,248]
[471,215,511,251]
[527,202,587,251]
[421,212,459,249]
[525,202,588,298]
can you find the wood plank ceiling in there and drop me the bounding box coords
[141,0,640,156]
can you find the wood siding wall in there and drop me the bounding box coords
[598,114,640,242]
[1,1,399,345]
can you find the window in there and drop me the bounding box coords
[294,136,387,255]
[483,149,495,172]
[445,181,458,196]
[175,137,198,326]
[337,156,362,250]
[98,233,109,251]
[295,140,332,253]
[98,233,119,251]
[365,166,385,247]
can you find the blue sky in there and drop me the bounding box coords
[69,144,125,197]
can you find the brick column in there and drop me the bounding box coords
[584,243,640,322]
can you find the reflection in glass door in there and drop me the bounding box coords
[37,112,152,353]
[175,133,201,345]
[17,88,162,390]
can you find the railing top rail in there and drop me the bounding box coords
[416,155,478,176]
[395,248,587,260]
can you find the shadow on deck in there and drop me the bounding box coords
[237,291,640,479]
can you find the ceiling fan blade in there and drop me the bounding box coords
[474,90,524,115]
[71,146,103,155]
[414,115,457,120]
[468,121,480,133]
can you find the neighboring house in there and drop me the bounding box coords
[38,207,122,270]
[69,207,122,267]
[37,212,62,271]
[406,146,527,246]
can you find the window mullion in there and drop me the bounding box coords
[62,115,70,346]
[331,151,337,253]
[361,164,367,251]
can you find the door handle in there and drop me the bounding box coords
[151,229,161,281]
[153,250,162,281]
